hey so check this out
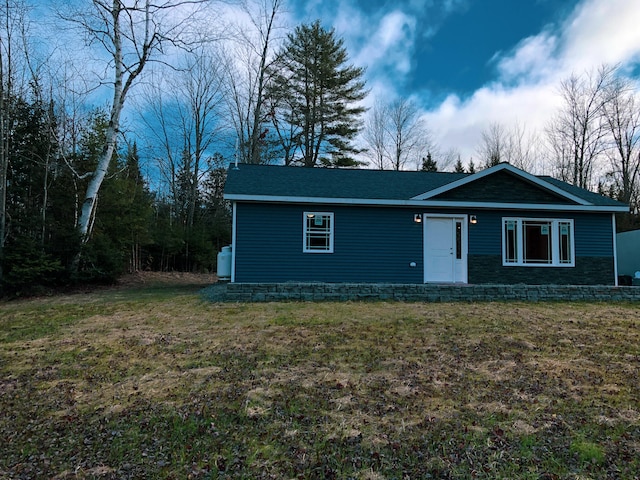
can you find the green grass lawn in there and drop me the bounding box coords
[1,280,639,479]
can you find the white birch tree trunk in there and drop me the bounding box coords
[76,1,130,241]
[70,0,209,248]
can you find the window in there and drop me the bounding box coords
[455,220,462,260]
[502,218,574,267]
[558,221,573,264]
[303,212,334,253]
[504,219,519,263]
[523,220,552,264]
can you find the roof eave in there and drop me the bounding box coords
[224,194,629,213]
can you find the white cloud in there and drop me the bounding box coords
[418,0,640,170]
[561,0,640,71]
[495,32,559,83]
[240,0,640,172]
[423,83,560,169]
[297,0,417,77]
[352,10,417,75]
[327,0,472,77]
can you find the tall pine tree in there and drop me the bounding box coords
[268,21,367,167]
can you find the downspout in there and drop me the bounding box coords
[612,213,619,287]
[231,201,237,283]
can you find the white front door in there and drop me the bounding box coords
[424,216,468,283]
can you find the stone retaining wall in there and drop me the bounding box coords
[203,282,640,302]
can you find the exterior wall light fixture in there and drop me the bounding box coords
[470,215,477,224]
[414,214,422,223]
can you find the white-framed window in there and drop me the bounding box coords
[303,212,334,253]
[502,217,575,267]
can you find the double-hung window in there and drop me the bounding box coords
[502,218,574,267]
[303,212,334,253]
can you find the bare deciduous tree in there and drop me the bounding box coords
[362,97,434,171]
[60,0,210,262]
[386,98,429,170]
[0,0,14,283]
[477,121,540,172]
[362,99,387,170]
[546,65,615,188]
[602,75,640,208]
[505,121,539,173]
[439,147,461,172]
[477,122,508,169]
[0,0,30,283]
[225,0,284,165]
[140,46,225,230]
[175,48,226,230]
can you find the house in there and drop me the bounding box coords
[223,163,628,286]
[616,229,640,284]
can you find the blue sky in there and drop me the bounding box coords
[298,0,574,97]
[41,0,640,174]
[280,0,640,170]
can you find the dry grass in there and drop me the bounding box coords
[1,278,639,479]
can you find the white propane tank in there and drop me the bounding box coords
[216,246,232,281]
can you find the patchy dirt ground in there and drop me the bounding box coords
[12,271,219,304]
[1,283,638,478]
[114,271,217,288]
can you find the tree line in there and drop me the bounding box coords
[0,0,370,296]
[478,65,640,230]
[1,0,639,296]
[362,65,640,231]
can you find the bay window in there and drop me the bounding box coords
[502,218,574,267]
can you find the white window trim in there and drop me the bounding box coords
[502,217,575,267]
[303,211,334,253]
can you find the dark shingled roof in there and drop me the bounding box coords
[224,163,628,209]
[540,176,626,207]
[224,163,468,200]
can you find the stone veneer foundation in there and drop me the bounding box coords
[202,282,640,302]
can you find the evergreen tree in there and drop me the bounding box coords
[268,20,367,167]
[73,111,124,282]
[201,154,232,252]
[72,115,156,281]
[1,94,64,295]
[147,152,230,273]
[5,96,53,243]
[453,155,466,173]
[468,159,477,174]
[420,152,438,172]
[111,144,154,270]
[147,196,184,271]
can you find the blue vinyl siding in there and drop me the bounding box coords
[573,214,614,256]
[465,211,615,285]
[466,211,614,257]
[234,203,424,283]
[233,203,615,284]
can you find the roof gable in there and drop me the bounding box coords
[429,169,578,205]
[411,163,589,206]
